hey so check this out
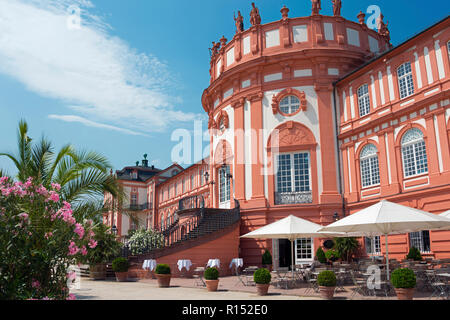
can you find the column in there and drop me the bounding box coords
[233,98,246,201]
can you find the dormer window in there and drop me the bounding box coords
[131,171,138,179]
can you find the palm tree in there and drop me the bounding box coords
[0,120,125,221]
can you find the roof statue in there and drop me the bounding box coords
[332,0,341,17]
[250,2,261,26]
[377,13,391,44]
[234,11,244,33]
[311,0,321,15]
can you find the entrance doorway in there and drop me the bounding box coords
[278,239,293,270]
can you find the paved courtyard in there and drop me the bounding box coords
[71,278,312,300]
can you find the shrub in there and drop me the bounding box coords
[262,249,272,265]
[155,263,171,275]
[334,237,360,262]
[390,268,416,289]
[82,223,122,266]
[317,270,337,287]
[204,267,219,280]
[0,176,97,300]
[111,257,129,272]
[325,249,340,262]
[127,229,164,255]
[316,247,327,264]
[406,247,422,261]
[253,268,271,284]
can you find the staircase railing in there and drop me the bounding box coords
[121,200,240,258]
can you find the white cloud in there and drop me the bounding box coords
[48,114,148,136]
[0,0,200,134]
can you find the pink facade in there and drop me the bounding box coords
[105,4,450,267]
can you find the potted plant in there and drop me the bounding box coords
[155,263,171,287]
[406,247,422,261]
[204,267,220,292]
[390,268,416,300]
[261,250,273,271]
[253,268,271,296]
[317,270,337,299]
[111,257,129,282]
[85,224,122,280]
[325,249,340,264]
[316,247,327,264]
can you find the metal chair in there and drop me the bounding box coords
[193,266,206,287]
[429,271,449,299]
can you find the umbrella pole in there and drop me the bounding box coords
[291,239,294,280]
[385,234,390,281]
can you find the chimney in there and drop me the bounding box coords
[142,153,149,167]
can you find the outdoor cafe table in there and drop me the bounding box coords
[177,259,192,271]
[207,259,221,269]
[229,258,243,270]
[142,259,156,271]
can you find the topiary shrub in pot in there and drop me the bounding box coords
[325,249,340,264]
[204,267,220,292]
[261,250,273,271]
[155,263,171,287]
[390,268,416,300]
[317,270,337,299]
[406,247,422,261]
[253,268,271,296]
[111,257,129,282]
[316,247,327,264]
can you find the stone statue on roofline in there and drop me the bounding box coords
[332,0,341,16]
[377,13,391,44]
[209,41,220,57]
[250,2,261,26]
[311,0,321,15]
[234,11,244,33]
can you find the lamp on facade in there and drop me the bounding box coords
[220,164,233,180]
[333,212,339,221]
[111,225,117,235]
[204,171,215,185]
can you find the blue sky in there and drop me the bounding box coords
[0,0,448,175]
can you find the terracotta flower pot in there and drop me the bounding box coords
[256,283,270,296]
[319,286,335,300]
[394,288,415,300]
[89,263,106,280]
[115,271,128,282]
[156,274,171,287]
[205,279,219,292]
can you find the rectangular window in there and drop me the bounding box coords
[365,236,381,255]
[191,175,194,190]
[276,152,310,193]
[409,231,431,253]
[219,166,231,203]
[360,156,380,187]
[131,194,137,205]
[295,238,313,262]
[357,84,371,117]
[397,62,415,99]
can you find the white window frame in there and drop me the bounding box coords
[397,62,415,99]
[409,231,431,253]
[357,84,371,117]
[295,238,314,263]
[401,129,428,178]
[218,165,231,207]
[275,151,311,193]
[365,236,381,255]
[359,144,380,188]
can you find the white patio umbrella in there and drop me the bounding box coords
[318,200,450,280]
[240,215,345,279]
[439,210,450,219]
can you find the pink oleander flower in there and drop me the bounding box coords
[0,176,8,184]
[47,191,60,203]
[51,183,61,191]
[67,271,77,280]
[88,239,97,249]
[66,294,76,300]
[63,201,71,210]
[80,245,87,256]
[32,279,40,289]
[74,223,85,239]
[44,232,53,239]
[18,212,29,220]
[24,177,33,188]
[68,241,79,256]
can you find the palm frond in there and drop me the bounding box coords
[30,136,54,184]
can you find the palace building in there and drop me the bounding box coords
[104,2,450,274]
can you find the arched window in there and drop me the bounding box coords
[401,128,428,177]
[279,95,300,115]
[219,118,226,131]
[360,144,380,187]
[397,62,415,99]
[357,84,371,117]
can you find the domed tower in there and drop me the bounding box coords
[201,1,391,265]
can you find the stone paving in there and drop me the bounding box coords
[70,275,445,300]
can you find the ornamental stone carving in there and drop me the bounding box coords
[271,88,307,115]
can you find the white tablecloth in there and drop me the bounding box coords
[229,258,243,269]
[207,259,221,269]
[177,259,192,271]
[142,259,156,271]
